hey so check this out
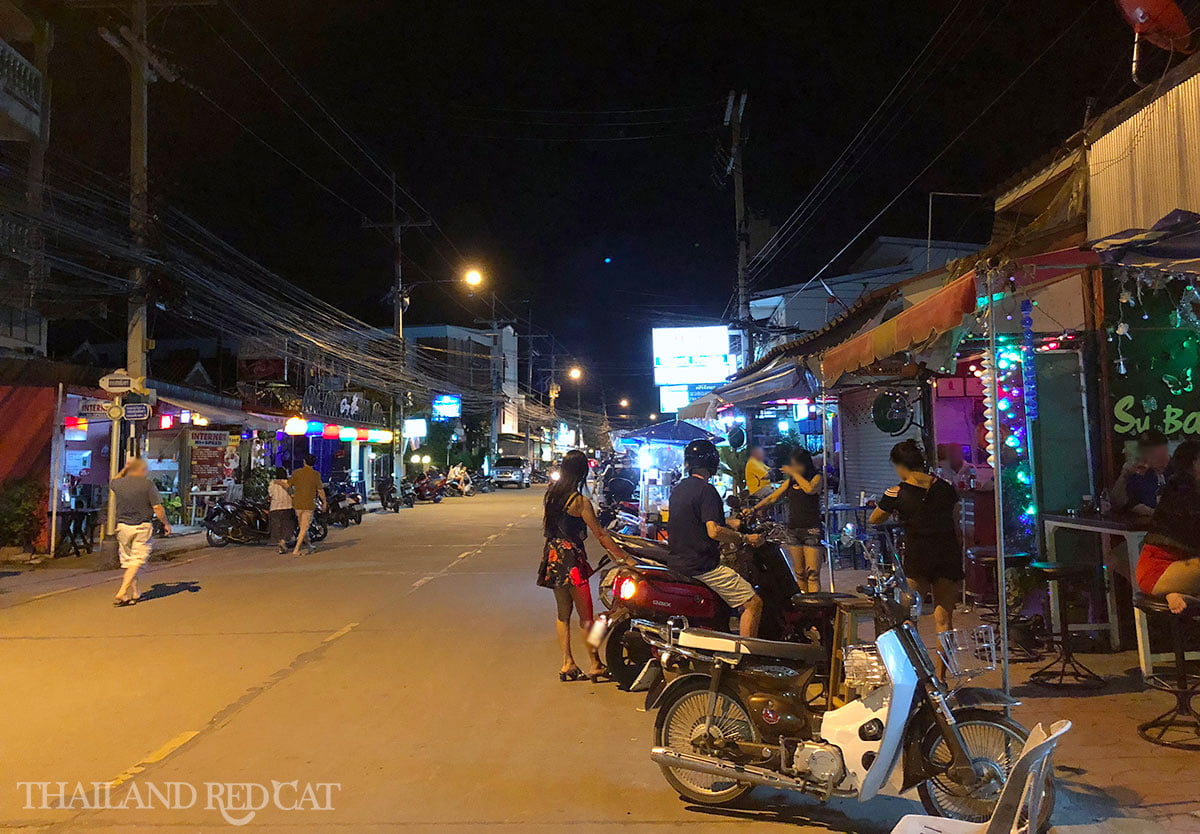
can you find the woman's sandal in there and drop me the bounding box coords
[587,667,611,683]
[112,597,134,607]
[558,668,585,682]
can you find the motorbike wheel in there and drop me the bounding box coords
[353,512,363,525]
[433,495,443,504]
[917,709,1055,830]
[404,497,415,508]
[205,528,229,548]
[654,679,758,806]
[309,519,329,542]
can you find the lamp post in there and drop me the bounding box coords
[568,366,583,449]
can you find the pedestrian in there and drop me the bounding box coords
[289,454,326,556]
[744,445,773,501]
[1136,440,1200,613]
[665,439,764,638]
[750,448,824,592]
[109,457,171,606]
[870,439,963,675]
[268,466,296,554]
[537,449,632,682]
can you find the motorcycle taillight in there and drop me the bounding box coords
[615,576,638,601]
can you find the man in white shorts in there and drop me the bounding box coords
[666,439,764,638]
[109,457,171,606]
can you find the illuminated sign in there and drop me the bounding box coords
[658,382,720,414]
[652,326,736,386]
[403,418,428,439]
[432,393,462,421]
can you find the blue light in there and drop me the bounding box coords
[997,399,1011,411]
[604,257,612,264]
[1005,435,1020,449]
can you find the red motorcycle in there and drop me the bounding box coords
[412,472,447,503]
[594,518,852,690]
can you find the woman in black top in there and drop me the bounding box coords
[1137,440,1200,613]
[870,440,963,651]
[751,448,824,592]
[537,450,631,681]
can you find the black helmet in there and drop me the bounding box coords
[683,438,721,477]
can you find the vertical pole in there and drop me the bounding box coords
[731,90,750,368]
[985,270,1011,701]
[127,0,148,384]
[49,383,63,556]
[106,394,122,536]
[926,193,935,272]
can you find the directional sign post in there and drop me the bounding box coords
[122,402,152,421]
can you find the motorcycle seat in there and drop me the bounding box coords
[611,532,672,561]
[675,627,826,664]
[787,592,857,610]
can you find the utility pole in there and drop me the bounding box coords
[548,354,559,463]
[726,89,750,367]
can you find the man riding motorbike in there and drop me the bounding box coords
[664,439,764,638]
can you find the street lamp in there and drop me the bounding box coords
[464,268,484,287]
[567,366,583,448]
[619,398,629,409]
[649,413,658,421]
[568,366,582,380]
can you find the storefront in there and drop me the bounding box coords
[278,416,394,493]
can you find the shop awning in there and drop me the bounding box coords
[1091,208,1200,274]
[821,273,977,381]
[710,356,815,407]
[819,247,1099,382]
[619,419,720,446]
[677,392,720,420]
[158,395,281,431]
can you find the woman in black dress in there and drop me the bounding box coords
[537,450,632,681]
[751,448,824,592]
[870,440,963,651]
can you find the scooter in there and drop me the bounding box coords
[593,517,849,690]
[326,484,364,527]
[378,477,403,513]
[633,556,1051,827]
[412,472,446,503]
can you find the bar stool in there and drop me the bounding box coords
[1134,595,1200,750]
[966,548,1040,661]
[1028,561,1106,689]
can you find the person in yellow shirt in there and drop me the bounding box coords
[744,446,773,500]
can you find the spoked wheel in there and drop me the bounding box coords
[918,709,1055,830]
[654,681,758,806]
[309,519,329,542]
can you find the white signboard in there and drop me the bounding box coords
[403,418,428,440]
[191,430,231,448]
[658,384,693,414]
[652,326,736,386]
[78,398,111,418]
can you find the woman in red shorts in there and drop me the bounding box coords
[1137,440,1200,614]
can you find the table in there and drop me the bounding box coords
[188,489,227,524]
[1042,513,1149,670]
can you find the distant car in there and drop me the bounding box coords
[493,456,532,488]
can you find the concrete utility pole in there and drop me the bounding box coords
[726,90,750,367]
[364,177,432,340]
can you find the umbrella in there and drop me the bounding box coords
[620,419,720,446]
[1090,209,1200,273]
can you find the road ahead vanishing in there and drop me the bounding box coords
[0,488,951,832]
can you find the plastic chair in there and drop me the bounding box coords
[889,719,1071,834]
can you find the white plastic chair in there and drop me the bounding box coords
[889,720,1071,834]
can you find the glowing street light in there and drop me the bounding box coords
[463,268,484,287]
[410,454,421,463]
[568,366,582,380]
[619,398,629,409]
[649,413,658,421]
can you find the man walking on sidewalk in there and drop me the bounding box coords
[289,454,326,556]
[109,457,171,606]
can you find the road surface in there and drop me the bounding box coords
[0,488,1075,831]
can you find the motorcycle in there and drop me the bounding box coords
[631,558,1052,827]
[470,469,493,493]
[326,483,364,527]
[413,472,446,503]
[378,476,404,513]
[203,500,328,548]
[593,516,849,690]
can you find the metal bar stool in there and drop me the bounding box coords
[1028,561,1106,689]
[1134,595,1200,750]
[967,547,1040,661]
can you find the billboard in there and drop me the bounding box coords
[652,326,736,386]
[659,382,720,414]
[431,393,462,421]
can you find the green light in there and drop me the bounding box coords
[1025,504,1037,515]
[1017,471,1031,484]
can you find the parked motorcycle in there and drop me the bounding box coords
[327,482,364,527]
[203,500,329,548]
[412,472,446,503]
[470,469,493,493]
[631,558,1051,827]
[378,477,403,513]
[594,517,848,689]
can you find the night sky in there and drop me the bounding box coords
[43,0,1168,412]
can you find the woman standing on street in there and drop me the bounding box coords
[870,439,963,665]
[268,466,295,554]
[537,449,631,681]
[751,448,824,592]
[109,457,171,606]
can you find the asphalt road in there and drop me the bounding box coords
[0,487,944,832]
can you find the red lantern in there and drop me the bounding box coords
[322,424,341,440]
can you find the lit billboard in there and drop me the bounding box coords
[652,326,736,386]
[431,393,462,421]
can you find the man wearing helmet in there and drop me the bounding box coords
[667,439,764,637]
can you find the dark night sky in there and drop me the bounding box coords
[43,0,1166,412]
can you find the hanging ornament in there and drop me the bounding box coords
[1142,395,1159,413]
[1176,284,1200,332]
[1118,356,1128,375]
[1163,367,1195,396]
[1115,321,1132,338]
[1119,289,1134,305]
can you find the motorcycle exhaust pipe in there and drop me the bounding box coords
[649,747,806,791]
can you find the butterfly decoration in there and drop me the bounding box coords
[1163,367,1194,396]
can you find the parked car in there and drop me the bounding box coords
[492,456,531,488]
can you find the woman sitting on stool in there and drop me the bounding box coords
[1136,440,1200,614]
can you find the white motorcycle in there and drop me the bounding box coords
[633,561,1054,827]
